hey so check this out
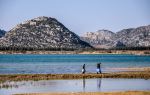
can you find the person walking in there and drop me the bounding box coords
[97,63,101,74]
[82,64,86,74]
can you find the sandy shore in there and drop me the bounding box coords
[0,50,150,55]
[15,91,150,95]
[107,67,150,71]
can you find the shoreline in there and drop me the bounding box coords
[1,68,150,95]
[0,50,150,55]
[1,70,150,82]
[14,91,150,95]
[106,67,150,71]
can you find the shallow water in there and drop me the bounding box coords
[0,78,150,95]
[0,54,150,74]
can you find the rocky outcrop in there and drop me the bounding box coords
[0,16,92,50]
[82,25,150,48]
[81,30,116,48]
[114,25,150,47]
[0,29,6,38]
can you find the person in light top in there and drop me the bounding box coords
[97,63,101,74]
[82,64,86,74]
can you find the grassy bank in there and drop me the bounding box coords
[0,71,150,82]
[15,91,150,95]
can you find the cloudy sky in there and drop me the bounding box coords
[0,0,150,35]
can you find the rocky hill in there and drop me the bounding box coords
[0,29,6,38]
[114,25,150,47]
[0,16,92,50]
[82,25,150,48]
[81,30,116,48]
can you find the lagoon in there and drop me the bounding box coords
[0,54,150,74]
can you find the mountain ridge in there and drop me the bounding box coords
[82,25,150,48]
[0,16,92,50]
[0,16,149,50]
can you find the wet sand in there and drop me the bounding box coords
[15,91,150,95]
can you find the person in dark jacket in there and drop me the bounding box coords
[82,64,86,74]
[96,63,101,74]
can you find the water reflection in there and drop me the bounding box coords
[0,79,102,90]
[0,81,19,89]
[0,78,150,95]
[83,78,85,91]
[82,78,101,91]
[0,80,59,89]
[97,78,101,90]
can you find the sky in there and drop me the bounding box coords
[0,0,150,35]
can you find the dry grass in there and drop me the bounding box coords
[0,71,150,83]
[15,91,150,95]
[0,50,150,55]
